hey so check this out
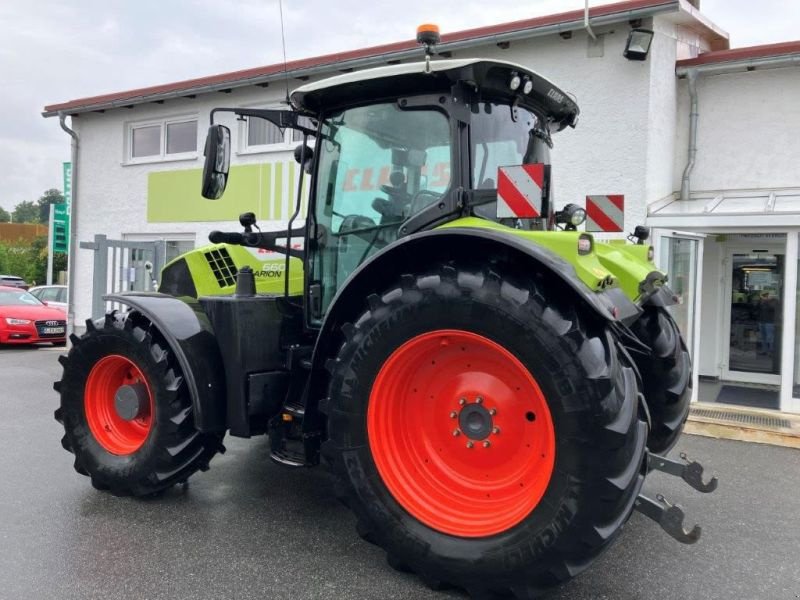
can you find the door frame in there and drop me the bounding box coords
[652,229,705,403]
[720,240,786,385]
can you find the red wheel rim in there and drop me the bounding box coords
[367,329,556,538]
[84,355,154,455]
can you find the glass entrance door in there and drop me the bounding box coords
[654,231,703,402]
[724,248,784,384]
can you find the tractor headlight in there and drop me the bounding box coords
[522,77,533,94]
[647,246,655,262]
[509,73,522,91]
[557,203,587,228]
[5,318,31,325]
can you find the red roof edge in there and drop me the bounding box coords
[44,0,678,115]
[677,40,800,68]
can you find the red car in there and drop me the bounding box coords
[0,285,67,346]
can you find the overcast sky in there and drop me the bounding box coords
[1,0,797,212]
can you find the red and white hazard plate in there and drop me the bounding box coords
[497,164,545,219]
[586,195,624,232]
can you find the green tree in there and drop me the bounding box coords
[37,188,64,223]
[0,236,55,285]
[0,206,9,223]
[12,200,39,224]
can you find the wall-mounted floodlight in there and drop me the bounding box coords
[623,28,654,61]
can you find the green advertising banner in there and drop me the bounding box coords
[51,162,71,254]
[52,204,69,254]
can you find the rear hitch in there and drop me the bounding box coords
[636,451,718,544]
[635,493,701,544]
[648,451,718,493]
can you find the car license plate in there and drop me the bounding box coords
[43,327,65,335]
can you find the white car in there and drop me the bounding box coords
[28,285,68,310]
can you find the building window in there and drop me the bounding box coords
[165,239,195,263]
[166,121,197,154]
[128,117,198,162]
[131,125,161,158]
[245,113,315,151]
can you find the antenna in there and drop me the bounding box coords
[278,0,290,102]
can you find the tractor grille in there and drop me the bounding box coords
[689,407,791,429]
[35,319,67,338]
[205,248,238,288]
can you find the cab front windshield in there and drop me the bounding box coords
[310,102,452,316]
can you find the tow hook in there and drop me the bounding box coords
[648,451,718,493]
[635,451,718,544]
[635,493,702,544]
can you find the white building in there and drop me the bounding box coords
[43,0,800,413]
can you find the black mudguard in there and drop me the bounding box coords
[105,293,226,433]
[310,227,642,375]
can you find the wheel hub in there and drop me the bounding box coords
[114,383,148,421]
[457,400,494,441]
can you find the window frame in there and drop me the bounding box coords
[125,114,199,165]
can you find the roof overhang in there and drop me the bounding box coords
[676,41,800,77]
[43,0,705,118]
[647,188,800,230]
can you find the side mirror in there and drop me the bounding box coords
[201,125,231,199]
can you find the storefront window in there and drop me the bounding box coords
[728,252,783,375]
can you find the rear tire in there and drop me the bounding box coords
[630,307,691,455]
[54,312,224,496]
[323,266,648,598]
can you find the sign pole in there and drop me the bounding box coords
[47,204,55,285]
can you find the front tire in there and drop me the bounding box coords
[630,307,691,455]
[323,266,648,598]
[54,313,223,496]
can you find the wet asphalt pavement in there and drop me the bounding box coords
[1,345,798,600]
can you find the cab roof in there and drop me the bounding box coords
[291,59,580,131]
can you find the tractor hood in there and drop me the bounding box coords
[291,59,580,131]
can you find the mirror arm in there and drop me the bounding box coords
[245,229,306,260]
[209,107,316,137]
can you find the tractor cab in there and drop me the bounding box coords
[196,58,580,319]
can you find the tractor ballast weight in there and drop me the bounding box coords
[55,52,714,598]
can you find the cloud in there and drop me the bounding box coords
[1,0,797,211]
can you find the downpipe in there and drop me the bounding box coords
[679,70,698,202]
[584,0,597,41]
[58,112,79,340]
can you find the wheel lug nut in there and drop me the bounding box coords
[488,408,496,416]
[482,440,491,448]
[459,398,467,406]
[453,429,461,437]
[466,441,474,449]
[450,411,458,418]
[492,426,501,435]
[476,396,483,404]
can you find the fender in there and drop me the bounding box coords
[310,227,642,374]
[105,292,227,433]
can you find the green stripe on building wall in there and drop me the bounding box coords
[261,163,272,220]
[274,162,283,221]
[147,161,294,223]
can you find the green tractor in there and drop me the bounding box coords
[54,30,716,598]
